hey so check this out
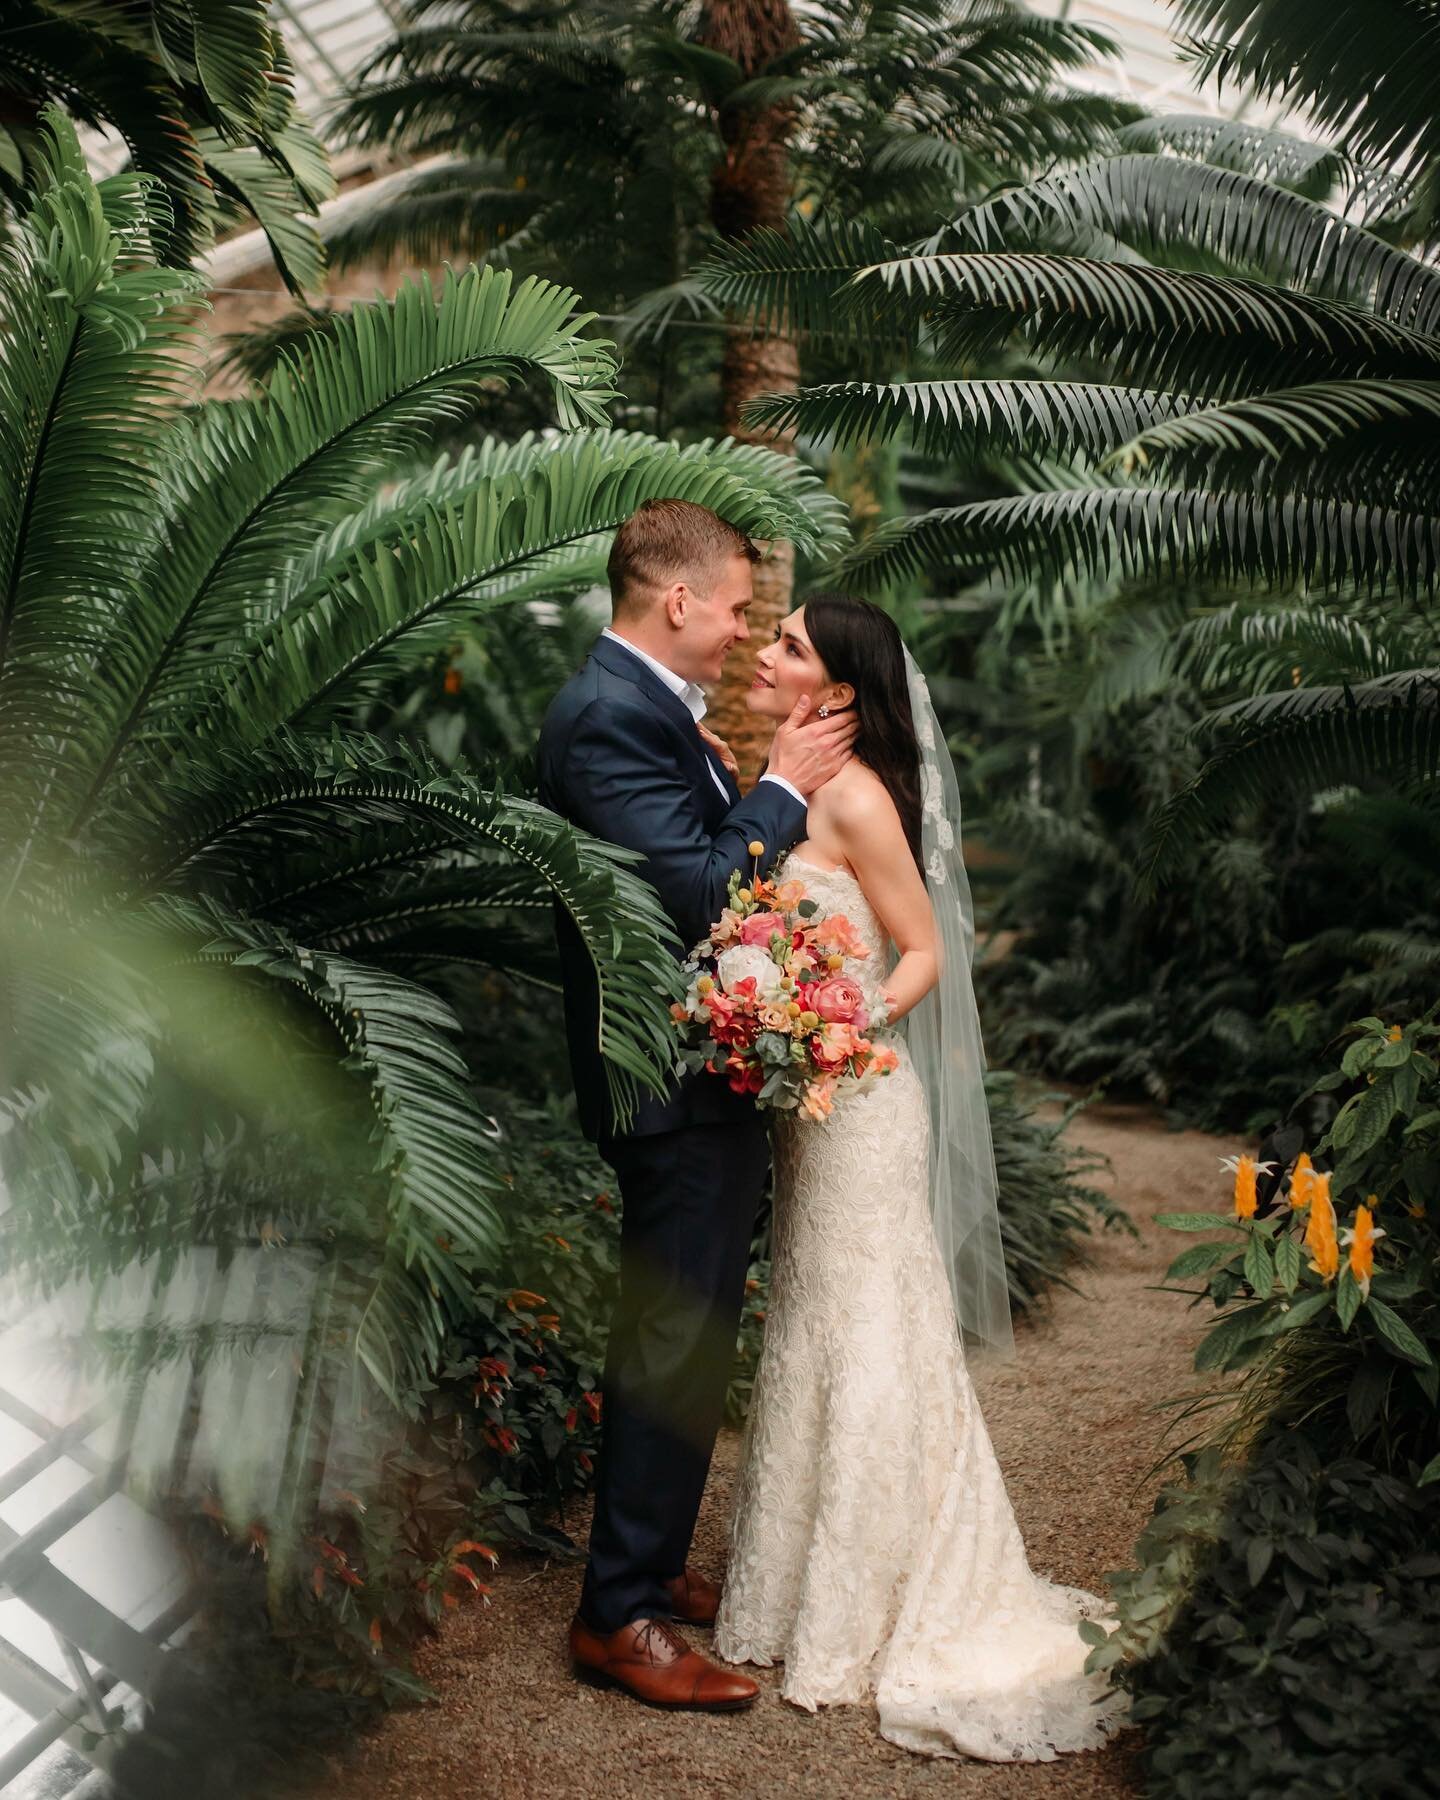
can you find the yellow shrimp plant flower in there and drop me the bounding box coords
[1220,1153,1274,1220]
[1341,1204,1386,1298]
[1303,1172,1339,1283]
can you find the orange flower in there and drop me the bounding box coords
[1221,1153,1274,1220]
[507,1289,546,1312]
[1341,1204,1386,1298]
[1303,1172,1339,1283]
[1289,1151,1317,1210]
[801,1076,837,1122]
[812,914,869,959]
[442,666,463,696]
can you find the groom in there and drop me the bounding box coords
[538,498,854,1709]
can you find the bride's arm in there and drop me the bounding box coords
[830,779,938,1023]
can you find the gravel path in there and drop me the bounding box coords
[314,1098,1230,1800]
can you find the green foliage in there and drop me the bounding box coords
[1108,1427,1440,1800]
[0,110,848,1582]
[325,0,1132,434]
[1159,1015,1440,1466]
[984,1071,1134,1310]
[1176,0,1440,235]
[0,0,334,292]
[699,104,1440,892]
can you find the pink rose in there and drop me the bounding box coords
[739,910,785,947]
[811,1022,864,1072]
[809,976,865,1025]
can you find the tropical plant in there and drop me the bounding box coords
[1175,0,1440,236]
[0,109,847,1548]
[1084,1010,1440,1796]
[1154,1013,1440,1476]
[326,0,1132,769]
[699,85,1440,869]
[1094,1424,1440,1800]
[0,0,333,292]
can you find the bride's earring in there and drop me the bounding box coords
[817,704,831,718]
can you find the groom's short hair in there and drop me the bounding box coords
[608,498,760,618]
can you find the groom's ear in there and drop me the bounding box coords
[663,580,691,629]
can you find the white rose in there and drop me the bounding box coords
[716,944,784,997]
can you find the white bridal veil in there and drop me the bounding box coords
[902,649,1016,1365]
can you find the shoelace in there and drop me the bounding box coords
[632,1617,688,1663]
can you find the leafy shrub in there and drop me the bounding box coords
[1155,1013,1440,1478]
[1088,1012,1440,1798]
[984,1070,1134,1309]
[1111,1429,1440,1800]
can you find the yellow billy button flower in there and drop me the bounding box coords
[1303,1171,1339,1283]
[1220,1153,1274,1220]
[799,1010,820,1031]
[826,953,845,971]
[1289,1151,1317,1209]
[786,1001,802,1019]
[1341,1204,1385,1298]
[696,974,714,996]
[747,840,765,858]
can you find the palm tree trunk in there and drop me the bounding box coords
[698,0,802,784]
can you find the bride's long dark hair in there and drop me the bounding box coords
[801,594,924,872]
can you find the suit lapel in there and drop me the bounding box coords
[588,633,728,810]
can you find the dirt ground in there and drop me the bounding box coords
[312,1098,1233,1800]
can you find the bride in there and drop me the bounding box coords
[713,594,1130,1763]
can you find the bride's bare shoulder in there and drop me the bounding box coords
[816,759,900,832]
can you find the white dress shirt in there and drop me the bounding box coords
[600,629,805,808]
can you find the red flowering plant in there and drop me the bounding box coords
[672,842,899,1123]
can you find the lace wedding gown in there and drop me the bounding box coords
[713,853,1130,1763]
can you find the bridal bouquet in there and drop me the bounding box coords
[670,842,898,1122]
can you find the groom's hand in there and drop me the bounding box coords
[767,695,858,798]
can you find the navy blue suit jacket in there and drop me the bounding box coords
[537,632,808,1142]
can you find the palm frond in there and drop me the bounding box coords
[74,264,619,824]
[1142,671,1440,888]
[1116,114,1352,195]
[855,251,1440,400]
[1104,378,1440,501]
[945,156,1440,333]
[0,112,204,847]
[744,377,1184,462]
[1178,600,1429,692]
[240,429,848,708]
[130,736,681,1129]
[1175,0,1440,225]
[694,217,901,343]
[827,486,1440,600]
[156,895,504,1399]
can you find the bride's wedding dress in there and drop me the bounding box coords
[714,853,1130,1763]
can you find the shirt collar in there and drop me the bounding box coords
[600,628,707,723]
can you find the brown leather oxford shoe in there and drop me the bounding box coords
[666,1564,721,1626]
[569,1615,758,1711]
